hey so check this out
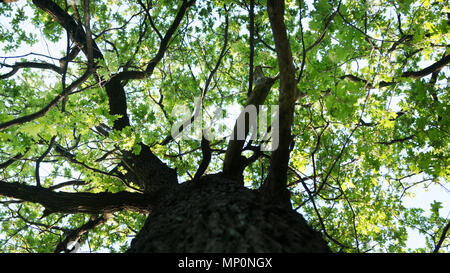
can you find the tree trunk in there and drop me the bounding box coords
[127,174,330,253]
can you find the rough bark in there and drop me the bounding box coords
[127,174,330,253]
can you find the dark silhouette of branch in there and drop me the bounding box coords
[0,61,63,79]
[0,148,30,169]
[137,0,163,40]
[83,0,94,71]
[304,1,341,53]
[32,0,180,196]
[108,0,194,131]
[0,68,92,131]
[340,74,395,89]
[255,24,276,52]
[296,171,350,250]
[222,72,277,181]
[193,134,212,180]
[162,7,229,145]
[402,53,450,79]
[0,180,155,214]
[32,0,103,60]
[48,180,86,190]
[112,0,196,82]
[35,136,56,187]
[341,53,450,88]
[260,0,299,208]
[376,135,414,145]
[388,34,413,53]
[434,221,450,253]
[54,214,110,253]
[52,144,140,191]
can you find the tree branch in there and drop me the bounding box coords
[376,135,414,145]
[340,74,394,89]
[434,221,450,253]
[31,0,178,196]
[0,180,155,214]
[48,180,86,190]
[32,0,103,60]
[259,0,299,207]
[32,0,130,130]
[0,148,29,169]
[54,214,109,253]
[341,53,450,88]
[113,0,195,82]
[83,0,94,71]
[137,0,162,40]
[247,0,255,96]
[35,136,56,187]
[0,61,63,79]
[304,1,341,53]
[162,6,228,145]
[222,71,277,181]
[402,53,450,79]
[255,24,276,52]
[0,68,92,131]
[52,144,140,191]
[193,134,211,180]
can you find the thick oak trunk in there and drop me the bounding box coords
[128,174,330,253]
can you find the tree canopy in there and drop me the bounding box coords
[0,0,449,253]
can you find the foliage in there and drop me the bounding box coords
[0,0,448,252]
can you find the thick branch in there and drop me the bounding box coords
[0,180,155,214]
[32,0,103,60]
[31,0,189,132]
[32,0,129,130]
[32,0,178,195]
[193,135,211,180]
[260,0,299,207]
[35,136,56,187]
[222,73,277,181]
[402,53,450,79]
[105,0,194,131]
[0,1,102,131]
